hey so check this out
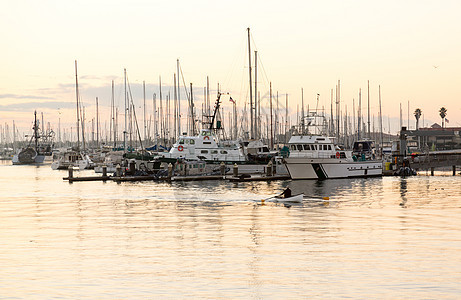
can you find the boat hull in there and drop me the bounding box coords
[270,193,304,203]
[285,158,382,180]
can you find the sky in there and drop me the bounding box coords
[1,0,461,139]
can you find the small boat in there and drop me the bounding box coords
[268,193,304,203]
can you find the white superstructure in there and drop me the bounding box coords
[164,129,246,163]
[284,135,382,179]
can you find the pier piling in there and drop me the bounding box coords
[266,161,273,176]
[220,162,226,176]
[68,165,74,180]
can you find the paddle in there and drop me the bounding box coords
[303,195,330,201]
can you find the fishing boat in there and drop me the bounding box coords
[12,111,53,165]
[284,135,383,180]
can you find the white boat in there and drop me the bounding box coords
[284,135,383,180]
[51,149,93,170]
[163,128,246,163]
[267,193,304,203]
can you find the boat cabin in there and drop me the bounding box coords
[352,140,376,161]
[287,135,347,159]
[167,129,245,162]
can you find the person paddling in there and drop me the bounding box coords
[280,187,292,198]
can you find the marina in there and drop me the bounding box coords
[2,1,461,298]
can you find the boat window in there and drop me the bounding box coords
[179,139,184,145]
[220,150,228,154]
[297,145,303,151]
[211,150,218,154]
[291,145,296,150]
[328,145,332,150]
[201,150,208,154]
[323,145,328,150]
[303,145,309,150]
[190,139,195,145]
[194,164,198,168]
[203,142,211,145]
[185,139,190,144]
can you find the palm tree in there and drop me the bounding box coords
[414,108,422,130]
[439,107,447,128]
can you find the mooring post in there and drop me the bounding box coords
[431,167,434,176]
[220,162,226,176]
[266,161,273,176]
[102,165,107,177]
[116,164,121,177]
[68,165,74,180]
[233,163,238,177]
[453,165,456,176]
[168,163,173,179]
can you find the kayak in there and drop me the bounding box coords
[270,193,304,203]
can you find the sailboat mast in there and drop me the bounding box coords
[358,88,362,140]
[247,28,254,139]
[143,81,146,142]
[176,59,181,135]
[301,88,304,134]
[111,80,116,147]
[254,50,258,139]
[124,68,127,152]
[379,85,383,154]
[96,97,99,148]
[34,111,38,152]
[74,60,80,151]
[367,80,371,139]
[174,74,177,139]
[285,94,288,144]
[270,82,273,149]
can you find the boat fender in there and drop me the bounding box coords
[178,145,184,151]
[204,136,210,140]
[336,151,340,159]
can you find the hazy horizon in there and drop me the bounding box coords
[1,0,460,136]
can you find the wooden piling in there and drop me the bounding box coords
[233,163,238,177]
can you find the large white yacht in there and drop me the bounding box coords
[284,135,382,180]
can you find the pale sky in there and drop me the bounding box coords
[1,0,461,137]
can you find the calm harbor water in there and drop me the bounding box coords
[1,160,460,299]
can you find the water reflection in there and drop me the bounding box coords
[1,162,461,298]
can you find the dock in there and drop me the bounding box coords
[64,172,291,183]
[228,174,291,182]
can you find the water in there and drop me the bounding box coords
[1,161,460,299]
